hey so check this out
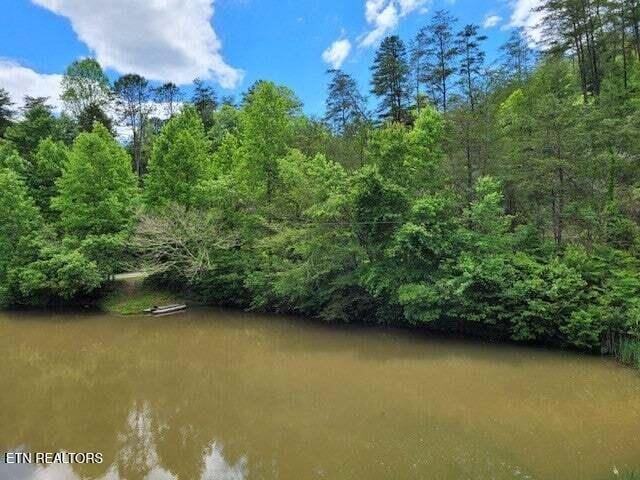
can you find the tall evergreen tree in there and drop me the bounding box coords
[324,69,367,135]
[4,97,60,160]
[538,0,605,99]
[456,24,487,111]
[409,28,432,114]
[154,82,182,119]
[501,28,534,83]
[114,74,152,178]
[370,36,411,123]
[192,78,218,130]
[77,103,114,133]
[424,10,459,112]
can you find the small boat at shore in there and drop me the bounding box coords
[144,304,187,315]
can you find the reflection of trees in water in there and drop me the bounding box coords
[1,400,247,480]
[112,400,247,480]
[201,442,247,480]
[116,401,159,479]
[2,439,246,480]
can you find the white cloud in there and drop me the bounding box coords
[483,14,502,29]
[360,0,429,47]
[0,59,63,111]
[322,39,352,69]
[508,0,544,43]
[31,0,244,88]
[398,0,428,16]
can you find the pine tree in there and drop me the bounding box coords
[4,97,60,159]
[424,10,459,112]
[154,82,182,119]
[324,69,367,135]
[192,78,218,130]
[410,29,431,114]
[456,24,487,112]
[114,74,152,178]
[501,28,533,83]
[370,36,411,123]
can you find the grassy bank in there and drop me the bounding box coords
[612,471,640,479]
[100,274,186,315]
[616,338,640,370]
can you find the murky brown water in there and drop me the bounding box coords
[1,308,639,480]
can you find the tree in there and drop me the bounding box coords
[501,28,533,83]
[52,123,139,238]
[144,106,212,210]
[324,69,367,135]
[449,24,487,200]
[367,106,444,194]
[61,58,111,120]
[77,103,113,133]
[0,167,42,306]
[498,59,585,247]
[4,97,61,159]
[0,88,15,137]
[0,141,28,177]
[370,36,411,123]
[154,82,182,119]
[456,24,487,111]
[30,138,68,218]
[114,74,152,178]
[239,81,300,199]
[208,104,242,150]
[424,10,459,112]
[192,78,218,129]
[409,28,432,114]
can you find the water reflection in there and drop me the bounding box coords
[2,412,247,480]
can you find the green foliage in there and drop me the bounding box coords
[0,87,15,137]
[208,104,241,150]
[0,140,28,176]
[30,138,68,217]
[370,36,410,123]
[4,99,63,159]
[192,78,218,129]
[324,69,368,135]
[239,81,300,199]
[53,123,139,238]
[0,168,42,306]
[144,106,211,209]
[61,58,111,120]
[12,247,102,304]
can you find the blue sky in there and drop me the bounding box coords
[0,0,539,117]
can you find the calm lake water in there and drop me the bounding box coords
[1,308,639,480]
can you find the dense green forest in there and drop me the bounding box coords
[1,1,640,359]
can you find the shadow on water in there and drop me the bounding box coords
[174,306,608,368]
